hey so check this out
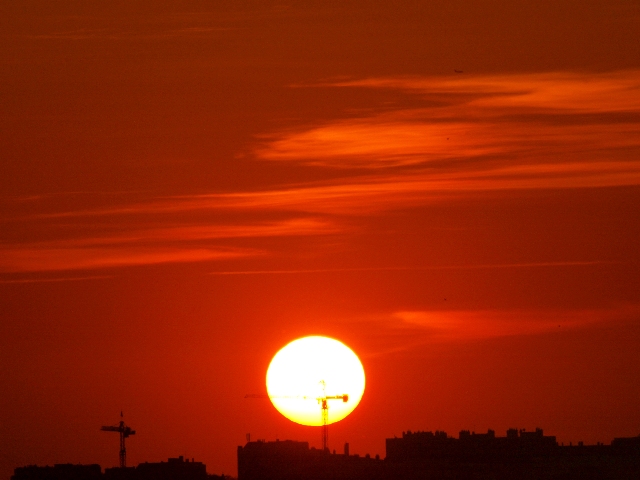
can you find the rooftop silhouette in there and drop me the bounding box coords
[12,457,228,480]
[12,428,640,480]
[237,428,640,480]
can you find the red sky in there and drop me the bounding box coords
[2,1,640,477]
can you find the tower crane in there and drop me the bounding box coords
[101,412,135,468]
[318,380,348,452]
[245,380,348,452]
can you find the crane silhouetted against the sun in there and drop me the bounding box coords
[245,380,349,451]
[317,380,349,451]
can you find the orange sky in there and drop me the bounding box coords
[2,1,640,477]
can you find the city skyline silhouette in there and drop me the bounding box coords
[12,425,640,480]
[2,1,640,478]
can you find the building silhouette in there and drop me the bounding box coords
[12,464,102,480]
[104,457,208,480]
[237,429,640,480]
[13,457,225,480]
[237,440,383,480]
[12,429,640,480]
[386,427,557,463]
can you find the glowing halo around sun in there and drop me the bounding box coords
[266,336,365,426]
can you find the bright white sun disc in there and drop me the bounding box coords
[266,336,365,426]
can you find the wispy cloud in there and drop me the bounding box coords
[9,71,637,226]
[256,70,640,180]
[391,309,599,341]
[0,275,114,284]
[0,218,337,273]
[4,71,638,273]
[206,260,613,275]
[359,304,640,356]
[28,156,640,222]
[52,218,340,247]
[330,71,640,112]
[0,246,255,273]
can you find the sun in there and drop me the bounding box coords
[266,336,365,426]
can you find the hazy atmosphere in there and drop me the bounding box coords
[2,1,640,478]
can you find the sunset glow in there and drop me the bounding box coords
[2,2,640,477]
[266,336,365,426]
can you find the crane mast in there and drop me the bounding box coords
[318,380,348,452]
[101,413,135,468]
[246,381,349,452]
